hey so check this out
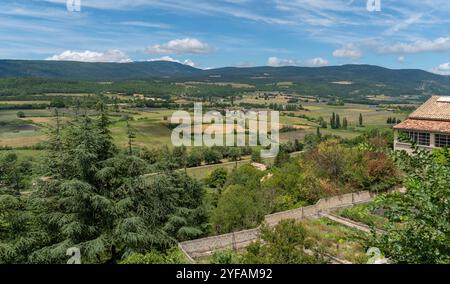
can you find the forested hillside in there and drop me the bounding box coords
[1,60,450,98]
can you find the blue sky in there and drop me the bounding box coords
[1,0,450,74]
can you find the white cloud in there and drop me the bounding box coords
[432,62,450,75]
[304,57,329,67]
[332,44,362,59]
[267,56,328,67]
[398,56,405,64]
[145,38,210,54]
[46,50,132,63]
[267,56,299,67]
[378,36,450,54]
[148,56,196,67]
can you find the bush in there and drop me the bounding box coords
[204,148,222,164]
[187,149,203,167]
[209,250,241,264]
[206,168,228,189]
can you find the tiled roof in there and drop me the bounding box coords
[394,119,450,134]
[408,96,450,121]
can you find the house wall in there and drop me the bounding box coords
[394,130,436,153]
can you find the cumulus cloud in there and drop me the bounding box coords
[304,57,329,67]
[332,44,362,60]
[432,62,450,75]
[267,56,328,67]
[148,56,196,67]
[46,50,132,63]
[145,38,210,54]
[398,56,405,64]
[378,36,450,54]
[267,56,299,67]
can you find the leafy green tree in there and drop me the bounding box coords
[206,168,228,189]
[204,148,222,165]
[187,149,203,167]
[211,185,259,234]
[173,146,188,170]
[211,165,266,234]
[228,147,242,167]
[138,147,160,164]
[225,164,264,190]
[374,151,450,264]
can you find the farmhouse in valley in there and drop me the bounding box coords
[394,96,450,152]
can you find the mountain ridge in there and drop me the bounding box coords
[1,60,450,97]
[0,59,448,81]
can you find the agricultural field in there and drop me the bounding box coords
[298,102,408,128]
[0,100,51,105]
[0,95,411,151]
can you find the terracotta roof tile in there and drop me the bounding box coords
[394,119,450,134]
[409,96,450,121]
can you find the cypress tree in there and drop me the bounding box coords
[343,117,348,129]
[330,112,336,129]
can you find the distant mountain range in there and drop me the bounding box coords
[1,60,450,97]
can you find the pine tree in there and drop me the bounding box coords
[96,101,116,160]
[359,113,363,126]
[23,116,208,264]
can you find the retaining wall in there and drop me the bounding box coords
[180,190,376,259]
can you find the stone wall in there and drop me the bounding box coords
[179,190,376,259]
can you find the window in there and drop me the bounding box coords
[436,134,450,148]
[399,131,430,146]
